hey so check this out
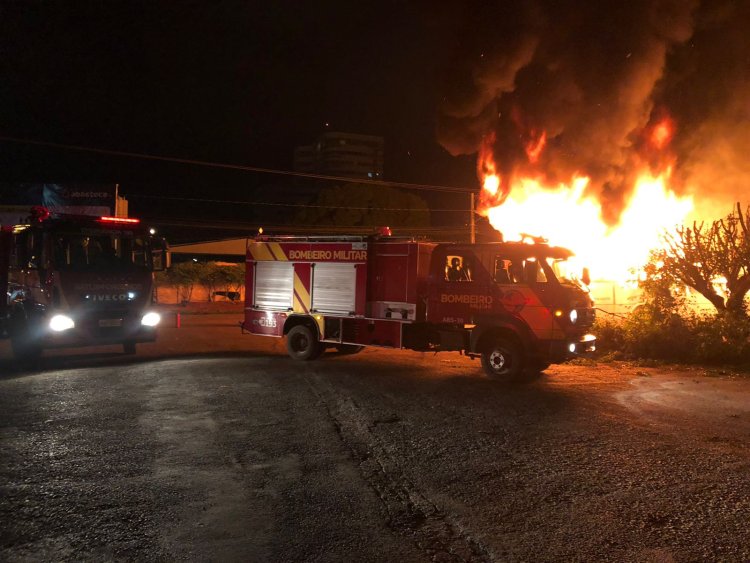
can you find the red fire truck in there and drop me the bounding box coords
[241,234,596,378]
[1,208,170,361]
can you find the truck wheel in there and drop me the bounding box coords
[335,344,364,355]
[10,315,43,364]
[481,338,523,379]
[286,325,323,361]
[123,341,137,355]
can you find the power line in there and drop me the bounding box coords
[128,193,472,212]
[145,215,472,232]
[142,216,475,240]
[0,135,478,194]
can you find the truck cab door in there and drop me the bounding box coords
[427,249,491,325]
[494,254,555,341]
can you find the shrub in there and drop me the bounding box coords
[591,315,628,360]
[627,304,695,361]
[593,309,750,365]
[689,313,750,365]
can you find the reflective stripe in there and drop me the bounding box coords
[293,273,311,313]
[268,243,288,261]
[249,243,275,261]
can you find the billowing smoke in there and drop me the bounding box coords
[437,0,750,224]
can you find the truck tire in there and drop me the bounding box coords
[286,325,323,361]
[123,341,137,355]
[335,344,364,355]
[10,314,43,364]
[481,337,523,379]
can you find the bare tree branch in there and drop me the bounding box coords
[654,204,750,316]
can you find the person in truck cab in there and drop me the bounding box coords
[446,256,470,282]
[509,260,524,284]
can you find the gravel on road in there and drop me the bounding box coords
[1,314,749,561]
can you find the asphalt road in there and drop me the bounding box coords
[1,315,750,561]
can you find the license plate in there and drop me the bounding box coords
[99,319,123,327]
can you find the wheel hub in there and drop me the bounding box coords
[490,350,506,370]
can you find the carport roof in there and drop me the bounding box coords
[170,238,247,255]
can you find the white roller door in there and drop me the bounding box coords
[312,263,356,314]
[254,262,293,309]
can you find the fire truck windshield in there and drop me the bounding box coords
[52,232,153,272]
[548,257,586,287]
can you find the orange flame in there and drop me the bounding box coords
[478,132,506,205]
[478,142,693,282]
[649,117,675,151]
[525,130,547,164]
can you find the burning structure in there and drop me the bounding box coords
[437,1,750,290]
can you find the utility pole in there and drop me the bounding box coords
[470,192,476,244]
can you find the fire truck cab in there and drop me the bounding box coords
[1,209,170,361]
[241,235,596,378]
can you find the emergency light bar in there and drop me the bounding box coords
[98,216,140,224]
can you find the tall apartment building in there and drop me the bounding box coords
[294,132,384,180]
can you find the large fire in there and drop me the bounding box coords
[478,121,694,283]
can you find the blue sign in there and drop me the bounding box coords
[0,183,117,225]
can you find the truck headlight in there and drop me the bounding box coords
[569,309,578,324]
[50,314,75,332]
[141,312,161,327]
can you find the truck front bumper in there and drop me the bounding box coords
[548,333,596,362]
[36,310,160,350]
[42,324,157,349]
[567,333,596,356]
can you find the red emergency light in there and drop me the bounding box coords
[29,206,51,222]
[98,216,140,224]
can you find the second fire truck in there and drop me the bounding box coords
[241,233,596,378]
[1,207,170,361]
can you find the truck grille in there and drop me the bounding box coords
[577,308,596,330]
[79,309,133,336]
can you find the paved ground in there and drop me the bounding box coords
[1,314,750,561]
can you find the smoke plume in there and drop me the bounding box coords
[437,0,750,224]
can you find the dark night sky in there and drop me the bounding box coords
[3,1,749,237]
[0,1,475,225]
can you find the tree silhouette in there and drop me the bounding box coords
[296,183,430,228]
[651,203,750,316]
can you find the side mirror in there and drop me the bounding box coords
[581,267,591,286]
[12,232,33,269]
[151,238,171,272]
